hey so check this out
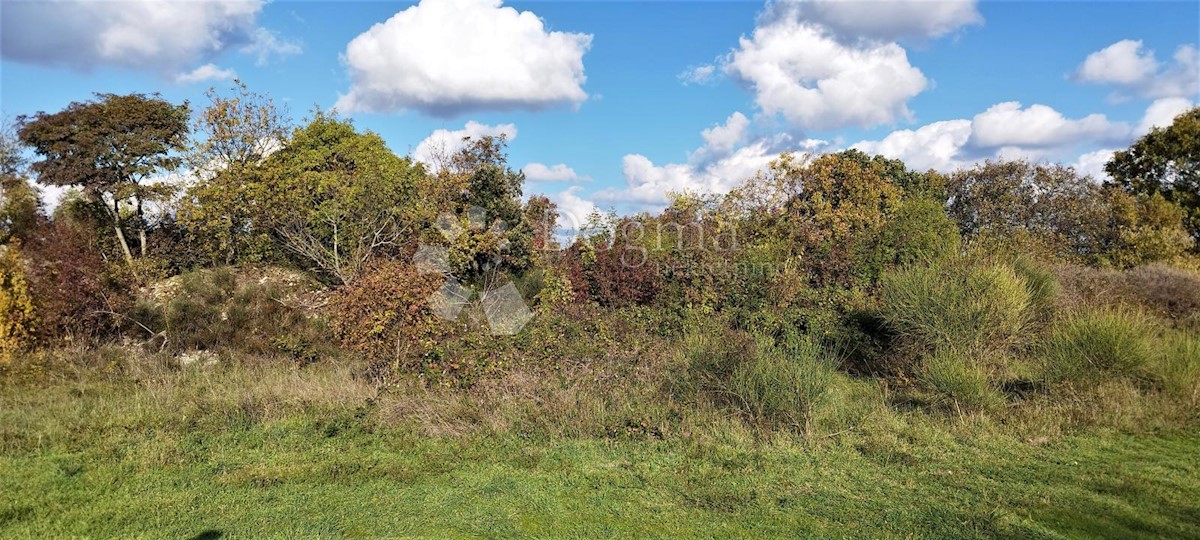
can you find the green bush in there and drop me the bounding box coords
[1012,256,1058,325]
[1041,309,1155,383]
[727,336,838,431]
[879,259,1033,353]
[1149,333,1200,404]
[875,197,961,269]
[918,348,1004,413]
[132,267,333,361]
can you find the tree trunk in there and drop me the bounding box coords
[109,196,135,266]
[136,195,147,258]
[113,219,135,266]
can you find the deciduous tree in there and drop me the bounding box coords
[18,94,189,265]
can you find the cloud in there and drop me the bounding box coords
[968,102,1129,149]
[1074,40,1199,99]
[336,0,592,116]
[242,27,302,66]
[691,112,752,162]
[174,64,237,84]
[793,0,982,42]
[852,101,1154,173]
[1074,39,1158,85]
[851,119,973,172]
[724,13,928,130]
[597,112,826,207]
[546,186,599,231]
[522,163,579,182]
[1072,148,1118,182]
[412,121,518,169]
[1137,97,1195,135]
[679,64,717,85]
[0,0,292,72]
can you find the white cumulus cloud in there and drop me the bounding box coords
[1074,40,1199,100]
[0,0,293,73]
[1072,148,1118,182]
[1075,39,1159,85]
[724,14,928,130]
[794,0,981,42]
[1136,97,1195,135]
[174,63,237,84]
[546,186,599,232]
[597,112,826,208]
[336,0,592,116]
[522,163,580,182]
[412,121,518,170]
[851,119,973,172]
[851,101,1166,173]
[968,102,1129,149]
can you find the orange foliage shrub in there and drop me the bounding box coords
[331,258,447,368]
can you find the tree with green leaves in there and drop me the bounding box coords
[18,93,189,265]
[420,135,534,280]
[259,111,423,285]
[1106,107,1200,242]
[0,120,42,244]
[179,80,291,265]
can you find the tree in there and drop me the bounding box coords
[0,120,42,244]
[419,135,534,281]
[187,79,290,174]
[179,80,291,265]
[18,94,189,265]
[949,160,1192,266]
[259,111,422,284]
[1106,107,1200,242]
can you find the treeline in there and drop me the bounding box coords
[0,82,1198,424]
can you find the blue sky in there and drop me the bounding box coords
[2,0,1198,225]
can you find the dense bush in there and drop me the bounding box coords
[128,267,334,362]
[879,259,1033,354]
[22,221,131,340]
[921,347,1009,413]
[728,336,839,431]
[1153,334,1200,404]
[0,243,35,361]
[331,259,447,372]
[563,230,662,307]
[948,161,1193,267]
[1040,309,1155,383]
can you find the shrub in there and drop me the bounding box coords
[0,244,35,362]
[1151,334,1200,404]
[331,259,447,371]
[1124,264,1200,328]
[1041,309,1155,383]
[918,348,1004,413]
[670,326,753,400]
[1012,256,1059,325]
[671,327,843,433]
[875,197,961,269]
[1053,263,1200,329]
[879,259,1032,353]
[128,267,334,361]
[728,336,838,431]
[562,235,661,307]
[22,221,130,340]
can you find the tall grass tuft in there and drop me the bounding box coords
[1150,333,1200,405]
[918,348,1004,413]
[879,259,1033,353]
[727,336,838,432]
[1040,309,1155,383]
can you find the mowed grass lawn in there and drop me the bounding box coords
[2,366,1199,539]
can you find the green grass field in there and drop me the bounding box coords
[2,357,1198,539]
